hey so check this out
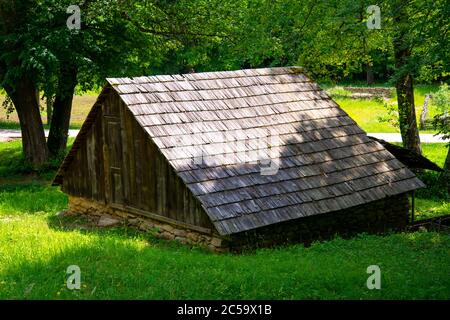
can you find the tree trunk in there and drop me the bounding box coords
[394,73,421,154]
[47,66,78,158]
[36,89,40,109]
[393,35,422,154]
[366,64,374,86]
[392,0,422,155]
[46,97,53,126]
[419,94,430,130]
[5,77,49,165]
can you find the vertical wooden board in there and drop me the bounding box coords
[103,113,124,205]
[62,162,70,193]
[155,152,161,214]
[134,123,144,210]
[111,168,124,204]
[183,186,190,224]
[95,109,106,202]
[188,188,197,225]
[101,109,111,204]
[166,164,176,219]
[103,91,120,116]
[170,172,180,220]
[62,163,72,194]
[107,122,121,167]
[69,162,76,195]
[75,151,82,197]
[73,151,79,197]
[124,108,137,205]
[102,145,111,203]
[83,140,91,198]
[86,123,97,199]
[190,196,214,229]
[141,126,153,212]
[176,176,186,223]
[119,101,130,205]
[156,154,167,216]
[194,199,203,227]
[148,139,158,212]
[62,175,68,194]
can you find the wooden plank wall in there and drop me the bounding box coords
[63,105,105,202]
[62,91,213,230]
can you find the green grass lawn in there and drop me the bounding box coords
[0,139,449,299]
[336,98,395,133]
[420,143,448,168]
[415,198,450,220]
[330,84,441,133]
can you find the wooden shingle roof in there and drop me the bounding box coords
[56,67,425,235]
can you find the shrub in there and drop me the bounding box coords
[433,84,450,114]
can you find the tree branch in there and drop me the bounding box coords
[120,11,228,39]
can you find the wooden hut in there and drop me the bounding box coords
[53,67,424,251]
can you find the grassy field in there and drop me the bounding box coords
[0,94,97,130]
[332,85,441,133]
[0,139,449,299]
[419,143,448,168]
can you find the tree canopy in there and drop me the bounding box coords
[0,0,449,164]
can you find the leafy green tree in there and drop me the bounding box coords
[1,0,448,165]
[0,0,232,163]
[432,84,450,190]
[0,0,49,165]
[215,0,447,156]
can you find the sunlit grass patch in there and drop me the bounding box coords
[421,143,448,168]
[415,198,450,220]
[329,84,441,133]
[336,97,394,133]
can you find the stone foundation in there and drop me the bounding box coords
[228,194,410,252]
[67,196,228,252]
[67,193,410,253]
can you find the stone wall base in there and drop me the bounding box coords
[67,196,228,252]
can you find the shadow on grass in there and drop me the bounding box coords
[0,139,71,182]
[0,183,67,215]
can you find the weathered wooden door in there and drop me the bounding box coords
[103,97,125,206]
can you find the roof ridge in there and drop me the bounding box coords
[107,66,305,85]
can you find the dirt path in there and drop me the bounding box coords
[0,129,80,142]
